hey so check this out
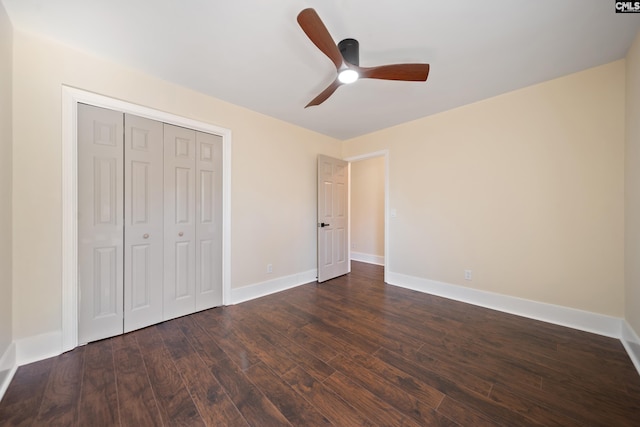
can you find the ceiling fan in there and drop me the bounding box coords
[297,8,430,108]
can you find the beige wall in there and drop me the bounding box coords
[343,61,625,317]
[11,30,340,340]
[0,1,13,358]
[351,157,385,258]
[626,30,640,334]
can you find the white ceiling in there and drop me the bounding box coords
[2,0,639,140]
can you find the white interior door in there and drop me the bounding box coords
[123,114,164,332]
[317,155,349,282]
[195,131,223,310]
[163,123,197,320]
[78,103,124,344]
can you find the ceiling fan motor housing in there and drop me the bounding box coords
[338,38,359,66]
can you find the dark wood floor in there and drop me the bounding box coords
[1,262,640,426]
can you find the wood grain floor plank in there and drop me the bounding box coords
[232,314,335,382]
[285,328,341,362]
[487,384,584,427]
[541,374,640,414]
[282,365,376,427]
[327,291,455,344]
[323,370,423,427]
[156,321,248,427]
[192,310,262,371]
[252,305,311,335]
[78,339,119,427]
[455,320,560,361]
[208,351,291,427]
[348,349,446,409]
[301,320,380,355]
[228,319,299,376]
[328,354,456,426]
[180,315,291,426]
[112,333,163,426]
[374,347,539,426]
[450,324,631,396]
[627,374,640,396]
[555,341,639,381]
[0,358,54,426]
[375,346,493,397]
[418,337,543,391]
[245,362,332,426]
[490,382,630,427]
[291,294,426,357]
[268,300,329,331]
[33,347,85,426]
[173,315,228,361]
[437,396,507,427]
[179,360,250,427]
[134,326,205,426]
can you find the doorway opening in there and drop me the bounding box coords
[346,150,389,282]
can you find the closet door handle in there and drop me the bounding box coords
[178,232,184,237]
[143,233,149,239]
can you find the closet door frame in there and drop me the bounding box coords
[61,86,232,352]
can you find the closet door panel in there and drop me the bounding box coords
[78,104,124,344]
[164,124,197,320]
[124,114,164,332]
[196,131,223,310]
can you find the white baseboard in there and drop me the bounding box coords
[15,331,63,367]
[230,269,317,305]
[351,251,385,266]
[622,321,640,375]
[0,342,17,401]
[386,271,622,339]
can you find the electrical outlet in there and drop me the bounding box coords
[267,264,273,274]
[351,243,356,249]
[464,270,472,281]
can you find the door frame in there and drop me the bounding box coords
[61,86,232,352]
[344,150,389,283]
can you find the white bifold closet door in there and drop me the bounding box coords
[194,131,223,311]
[163,124,223,320]
[78,104,125,344]
[163,124,198,320]
[78,104,222,345]
[123,114,164,333]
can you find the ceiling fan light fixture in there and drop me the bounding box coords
[297,8,430,107]
[338,69,359,84]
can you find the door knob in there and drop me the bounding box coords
[143,233,149,239]
[178,231,184,237]
[319,223,330,228]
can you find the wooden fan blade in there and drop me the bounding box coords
[357,63,430,81]
[297,8,343,70]
[305,79,342,108]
